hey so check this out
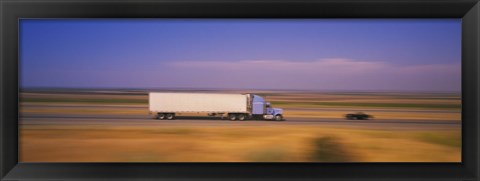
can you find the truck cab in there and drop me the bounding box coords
[251,95,284,121]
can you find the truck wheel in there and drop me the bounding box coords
[157,113,166,120]
[238,114,246,121]
[274,115,283,121]
[166,113,174,120]
[228,114,236,121]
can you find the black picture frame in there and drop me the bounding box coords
[1,0,479,180]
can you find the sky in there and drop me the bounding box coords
[20,19,461,91]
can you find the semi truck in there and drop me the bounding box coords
[149,92,284,121]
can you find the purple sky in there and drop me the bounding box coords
[20,19,461,91]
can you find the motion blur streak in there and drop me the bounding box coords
[19,89,461,162]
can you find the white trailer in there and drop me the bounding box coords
[149,92,284,121]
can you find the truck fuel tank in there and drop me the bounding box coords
[263,115,274,120]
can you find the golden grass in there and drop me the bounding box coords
[20,124,460,162]
[18,91,462,162]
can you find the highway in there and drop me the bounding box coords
[20,114,460,130]
[22,103,461,113]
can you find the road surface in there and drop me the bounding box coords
[20,114,460,130]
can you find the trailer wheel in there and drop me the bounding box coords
[228,114,236,121]
[157,113,166,120]
[237,114,246,121]
[166,113,175,120]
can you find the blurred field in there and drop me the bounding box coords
[20,124,460,162]
[20,90,461,120]
[19,89,461,162]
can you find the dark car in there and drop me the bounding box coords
[345,112,373,120]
